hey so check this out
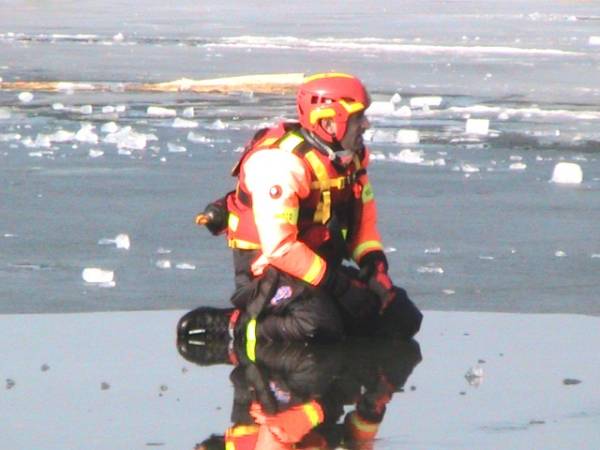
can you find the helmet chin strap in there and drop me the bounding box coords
[301,129,355,169]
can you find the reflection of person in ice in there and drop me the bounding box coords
[178,336,422,450]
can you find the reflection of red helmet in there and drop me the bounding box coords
[297,73,370,143]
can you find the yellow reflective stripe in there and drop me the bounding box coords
[228,212,239,232]
[361,181,374,203]
[225,442,235,450]
[302,255,324,284]
[302,402,322,427]
[246,319,257,362]
[303,72,355,83]
[310,175,346,190]
[341,228,348,240]
[228,238,261,250]
[309,106,336,125]
[339,99,365,114]
[279,132,304,153]
[350,412,379,433]
[228,425,259,437]
[274,207,299,225]
[305,151,331,224]
[352,240,384,261]
[258,136,278,148]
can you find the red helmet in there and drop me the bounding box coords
[296,73,370,143]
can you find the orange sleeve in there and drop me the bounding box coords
[348,149,385,263]
[244,149,327,285]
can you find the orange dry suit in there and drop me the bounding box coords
[226,122,384,288]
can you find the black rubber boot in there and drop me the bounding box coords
[176,306,236,339]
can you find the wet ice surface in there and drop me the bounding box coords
[1,310,599,450]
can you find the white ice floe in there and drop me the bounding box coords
[101,122,119,133]
[465,366,484,386]
[22,135,52,148]
[551,162,583,184]
[115,105,127,113]
[0,133,21,142]
[182,107,195,118]
[88,149,104,158]
[156,247,172,255]
[384,247,397,253]
[75,124,99,144]
[591,254,600,259]
[172,117,198,128]
[101,105,115,114]
[47,129,76,143]
[175,263,196,270]
[555,250,567,257]
[82,267,115,285]
[390,93,402,104]
[52,103,64,111]
[369,152,386,161]
[113,32,124,42]
[395,129,420,144]
[167,142,187,153]
[443,289,455,295]
[366,101,395,116]
[410,96,442,109]
[425,247,441,254]
[589,36,600,46]
[509,162,527,171]
[389,149,424,164]
[18,92,34,103]
[147,106,176,117]
[208,119,228,130]
[394,105,412,117]
[75,105,93,115]
[479,256,495,260]
[417,265,444,274]
[459,163,480,173]
[465,118,489,135]
[103,126,154,151]
[187,132,213,144]
[98,234,130,250]
[156,259,172,269]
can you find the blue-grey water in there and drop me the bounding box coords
[1,0,599,315]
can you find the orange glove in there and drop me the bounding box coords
[250,400,324,444]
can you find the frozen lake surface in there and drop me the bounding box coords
[2,309,599,449]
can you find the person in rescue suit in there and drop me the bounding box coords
[178,72,422,347]
[177,333,422,450]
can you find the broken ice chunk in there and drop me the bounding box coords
[98,233,130,250]
[156,259,171,269]
[395,129,420,144]
[182,107,195,118]
[18,92,34,103]
[172,118,198,128]
[167,142,187,153]
[465,366,484,386]
[551,162,583,184]
[82,267,114,284]
[147,106,176,117]
[465,118,489,136]
[410,96,442,109]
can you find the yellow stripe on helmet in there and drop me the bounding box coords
[303,72,355,83]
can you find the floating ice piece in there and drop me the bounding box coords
[509,162,527,171]
[390,93,402,104]
[369,152,386,161]
[460,163,480,173]
[156,259,172,269]
[393,105,412,117]
[551,162,583,184]
[167,142,187,153]
[76,105,93,115]
[591,254,600,259]
[465,366,484,386]
[115,105,127,113]
[156,247,172,254]
[18,92,34,103]
[0,133,21,142]
[389,149,424,164]
[88,149,104,158]
[103,126,147,150]
[208,119,228,130]
[555,250,567,257]
[52,103,64,111]
[395,129,420,144]
[98,234,130,250]
[589,36,600,46]
[147,106,176,117]
[101,122,119,133]
[465,118,489,135]
[479,255,495,260]
[384,246,397,253]
[425,247,441,254]
[443,289,455,295]
[113,32,124,41]
[176,263,196,270]
[22,135,52,148]
[102,105,115,114]
[182,107,195,118]
[417,265,444,274]
[82,267,114,284]
[75,124,98,144]
[410,96,442,109]
[497,112,510,120]
[172,117,198,128]
[366,101,395,116]
[187,132,213,143]
[47,129,76,143]
[510,155,523,161]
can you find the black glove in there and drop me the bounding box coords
[195,195,229,235]
[321,267,377,318]
[359,251,395,314]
